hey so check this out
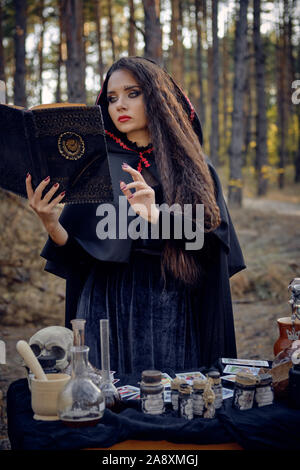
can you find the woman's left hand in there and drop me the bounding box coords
[120,163,159,224]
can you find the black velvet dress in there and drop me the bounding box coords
[40,74,246,374]
[40,143,245,374]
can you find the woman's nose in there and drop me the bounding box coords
[116,97,127,110]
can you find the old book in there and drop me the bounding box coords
[0,103,113,204]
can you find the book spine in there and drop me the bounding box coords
[24,110,49,189]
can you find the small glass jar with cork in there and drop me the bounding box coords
[192,379,206,417]
[255,373,274,407]
[232,371,256,410]
[140,370,165,415]
[207,370,223,410]
[171,377,185,412]
[179,383,193,420]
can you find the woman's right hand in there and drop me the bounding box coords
[25,173,66,237]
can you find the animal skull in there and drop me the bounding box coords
[29,326,74,371]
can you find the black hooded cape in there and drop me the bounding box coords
[40,61,246,369]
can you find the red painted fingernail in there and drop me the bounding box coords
[128,194,134,199]
[53,183,59,187]
[60,191,66,197]
[44,176,50,181]
[26,172,30,178]
[120,185,127,190]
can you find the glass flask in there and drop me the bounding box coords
[57,345,105,427]
[62,319,102,388]
[99,319,121,411]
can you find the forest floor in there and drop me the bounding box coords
[0,172,299,450]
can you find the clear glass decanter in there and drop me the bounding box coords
[99,319,121,411]
[62,319,102,388]
[57,345,105,427]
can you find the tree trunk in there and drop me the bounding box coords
[243,41,252,168]
[209,0,219,167]
[287,0,298,175]
[228,0,249,207]
[222,16,229,156]
[287,0,295,119]
[295,25,300,183]
[61,0,86,103]
[143,0,162,66]
[276,1,288,189]
[195,0,206,129]
[295,105,300,183]
[38,0,45,104]
[13,0,27,107]
[0,0,5,84]
[253,0,268,196]
[94,0,104,86]
[107,0,116,62]
[55,0,63,102]
[128,0,136,56]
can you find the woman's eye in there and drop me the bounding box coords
[128,90,140,98]
[107,90,141,104]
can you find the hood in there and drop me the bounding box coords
[95,57,203,149]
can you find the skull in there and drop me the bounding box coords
[29,326,74,371]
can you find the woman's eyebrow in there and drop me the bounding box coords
[107,85,142,95]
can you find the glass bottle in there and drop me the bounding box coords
[99,319,121,411]
[57,345,105,427]
[207,370,223,409]
[63,319,102,388]
[171,377,185,412]
[140,370,165,415]
[232,371,256,411]
[255,373,274,407]
[192,379,206,417]
[178,383,193,420]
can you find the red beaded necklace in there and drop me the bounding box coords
[105,130,153,173]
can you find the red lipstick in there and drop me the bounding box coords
[118,115,131,122]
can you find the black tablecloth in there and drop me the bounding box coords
[6,368,300,451]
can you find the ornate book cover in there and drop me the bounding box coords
[0,103,113,204]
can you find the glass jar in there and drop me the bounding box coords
[179,383,193,420]
[207,370,223,409]
[171,377,185,412]
[255,373,274,407]
[57,345,105,427]
[140,370,165,415]
[232,371,256,411]
[192,379,206,417]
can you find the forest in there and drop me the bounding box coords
[0,0,300,450]
[0,0,300,205]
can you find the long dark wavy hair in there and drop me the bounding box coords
[100,56,221,286]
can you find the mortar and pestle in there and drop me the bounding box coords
[16,340,70,421]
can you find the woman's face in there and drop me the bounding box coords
[107,69,150,145]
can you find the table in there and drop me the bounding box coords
[6,368,300,451]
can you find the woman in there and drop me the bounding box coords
[26,56,246,374]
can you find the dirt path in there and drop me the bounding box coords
[243,197,300,217]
